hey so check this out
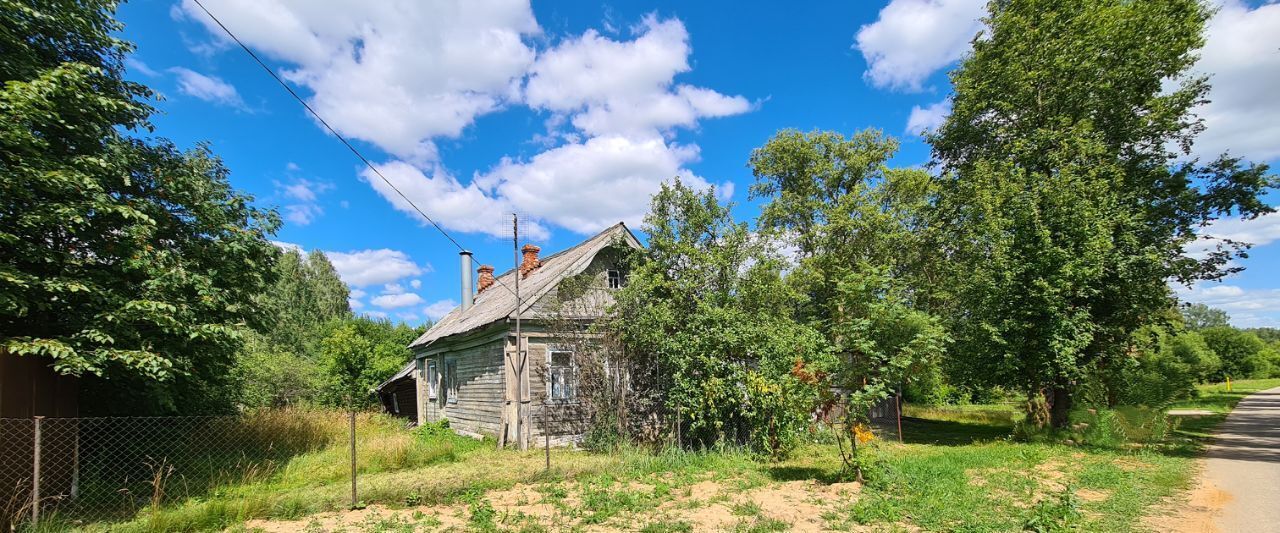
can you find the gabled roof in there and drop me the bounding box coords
[409,222,641,349]
[375,360,416,393]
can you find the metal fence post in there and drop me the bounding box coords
[543,401,549,471]
[32,416,43,527]
[349,410,357,509]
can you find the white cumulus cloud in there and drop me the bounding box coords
[906,99,951,136]
[524,16,750,137]
[477,135,728,234]
[1188,0,1280,162]
[371,292,425,309]
[1175,283,1280,328]
[1183,212,1280,260]
[328,249,425,287]
[275,177,333,226]
[181,5,749,238]
[178,0,539,160]
[169,67,246,108]
[422,299,458,321]
[855,0,986,92]
[361,161,547,240]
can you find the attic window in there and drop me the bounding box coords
[607,269,625,289]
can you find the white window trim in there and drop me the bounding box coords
[547,349,576,400]
[426,360,438,400]
[445,358,459,405]
[606,269,623,289]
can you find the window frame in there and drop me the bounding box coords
[444,358,459,405]
[426,360,439,400]
[606,269,623,289]
[547,349,576,400]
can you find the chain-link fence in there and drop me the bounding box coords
[1,413,358,530]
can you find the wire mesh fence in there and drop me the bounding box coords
[0,412,357,530]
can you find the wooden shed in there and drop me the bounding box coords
[375,361,418,423]
[1,350,80,526]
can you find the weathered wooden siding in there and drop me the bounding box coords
[528,245,629,318]
[0,350,78,418]
[0,350,79,528]
[417,333,506,438]
[526,338,592,444]
[378,376,418,423]
[413,245,631,445]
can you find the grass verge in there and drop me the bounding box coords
[59,382,1280,532]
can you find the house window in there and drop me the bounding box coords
[444,359,459,404]
[426,360,438,400]
[391,392,400,414]
[607,269,625,289]
[548,350,575,400]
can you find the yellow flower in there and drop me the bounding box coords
[852,423,876,444]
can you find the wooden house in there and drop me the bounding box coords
[406,223,640,449]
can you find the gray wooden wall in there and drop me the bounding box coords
[418,336,505,438]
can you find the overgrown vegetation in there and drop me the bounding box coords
[609,179,826,458]
[4,0,1280,530]
[58,394,1249,533]
[1,0,280,415]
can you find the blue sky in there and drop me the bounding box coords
[116,0,1280,326]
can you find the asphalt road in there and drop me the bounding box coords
[1204,386,1280,532]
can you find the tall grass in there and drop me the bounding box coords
[44,409,478,532]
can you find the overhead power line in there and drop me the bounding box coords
[190,0,466,252]
[190,0,524,299]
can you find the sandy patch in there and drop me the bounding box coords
[243,504,464,532]
[1143,461,1229,533]
[1034,459,1068,492]
[1076,488,1111,503]
[243,475,864,532]
[743,480,855,532]
[1112,457,1154,472]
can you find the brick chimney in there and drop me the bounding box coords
[519,244,542,278]
[476,264,495,293]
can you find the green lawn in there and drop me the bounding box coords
[1172,378,1280,414]
[50,384,1280,532]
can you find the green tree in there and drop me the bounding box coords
[233,333,322,408]
[1,0,279,413]
[930,0,1277,427]
[749,129,949,475]
[259,249,350,355]
[317,316,425,408]
[1105,324,1218,407]
[1245,327,1280,344]
[1201,327,1272,380]
[321,324,374,407]
[611,179,825,457]
[1181,303,1230,330]
[308,251,350,318]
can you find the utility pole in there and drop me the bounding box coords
[513,214,527,450]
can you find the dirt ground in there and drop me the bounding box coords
[243,475,865,532]
[1141,460,1228,533]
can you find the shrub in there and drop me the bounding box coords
[1202,327,1272,380]
[582,411,625,452]
[1065,406,1170,448]
[1024,487,1082,532]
